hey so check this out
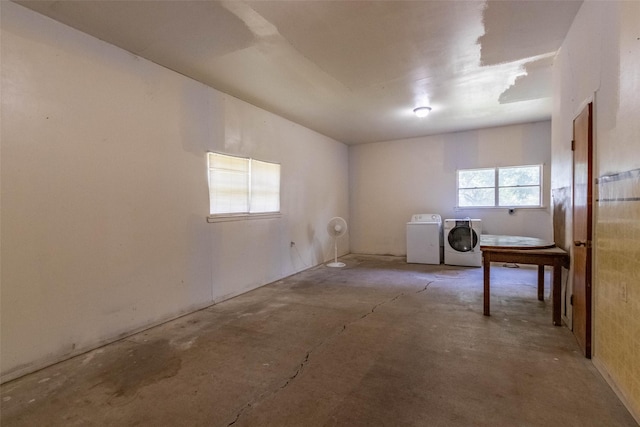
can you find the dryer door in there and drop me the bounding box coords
[448,226,478,252]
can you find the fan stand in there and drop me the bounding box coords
[326,238,345,268]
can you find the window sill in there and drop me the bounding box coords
[206,212,282,223]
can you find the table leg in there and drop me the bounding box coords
[483,256,491,316]
[537,265,545,301]
[552,262,562,326]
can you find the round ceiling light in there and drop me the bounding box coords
[413,106,432,118]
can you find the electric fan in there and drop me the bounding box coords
[326,216,348,268]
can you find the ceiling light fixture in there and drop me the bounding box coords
[413,106,432,118]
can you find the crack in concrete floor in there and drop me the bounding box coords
[3,256,636,426]
[227,282,434,426]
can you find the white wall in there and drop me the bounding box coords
[349,121,552,255]
[0,2,348,382]
[551,1,640,420]
[552,0,640,188]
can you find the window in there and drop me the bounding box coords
[457,165,542,208]
[207,152,280,216]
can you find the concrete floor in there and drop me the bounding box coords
[1,254,637,426]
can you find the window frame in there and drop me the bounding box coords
[456,164,543,209]
[207,152,281,222]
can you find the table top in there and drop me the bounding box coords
[480,234,556,250]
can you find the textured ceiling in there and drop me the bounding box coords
[15,0,582,144]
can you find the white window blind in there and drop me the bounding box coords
[250,159,280,213]
[207,153,280,216]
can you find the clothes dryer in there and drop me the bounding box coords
[444,219,482,267]
[406,214,442,264]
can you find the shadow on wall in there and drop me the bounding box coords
[443,131,479,171]
[552,186,572,321]
[307,224,325,266]
[552,187,571,250]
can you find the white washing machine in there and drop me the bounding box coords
[406,214,442,264]
[444,219,482,267]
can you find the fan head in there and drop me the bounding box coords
[327,217,348,238]
[326,216,347,268]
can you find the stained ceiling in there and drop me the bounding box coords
[14,0,582,145]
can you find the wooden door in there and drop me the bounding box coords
[572,102,593,358]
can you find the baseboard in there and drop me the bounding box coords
[592,356,640,424]
[0,298,220,385]
[1,261,324,385]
